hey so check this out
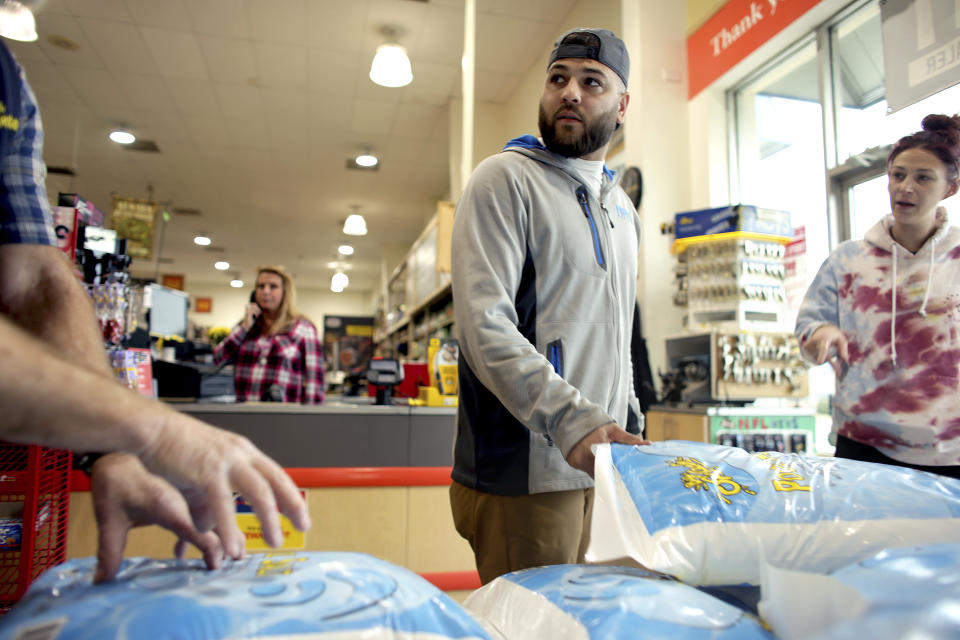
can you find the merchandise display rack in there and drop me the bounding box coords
[0,444,71,612]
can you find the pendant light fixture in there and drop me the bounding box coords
[331,272,349,293]
[369,26,413,88]
[0,0,37,42]
[343,206,368,236]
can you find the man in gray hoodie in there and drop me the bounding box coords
[450,28,649,584]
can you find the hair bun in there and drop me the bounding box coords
[921,113,960,148]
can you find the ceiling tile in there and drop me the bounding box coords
[199,36,257,84]
[28,13,102,68]
[61,66,130,109]
[305,0,367,53]
[184,0,250,38]
[411,4,462,65]
[391,103,443,139]
[254,43,307,89]
[245,0,308,46]
[140,27,209,79]
[476,13,546,73]
[350,98,397,136]
[77,18,157,75]
[62,0,133,21]
[164,78,222,117]
[123,0,190,30]
[214,83,266,121]
[113,72,179,112]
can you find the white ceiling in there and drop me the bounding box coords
[8,0,577,292]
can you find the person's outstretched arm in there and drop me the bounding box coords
[0,314,310,563]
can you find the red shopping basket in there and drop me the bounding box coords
[0,444,71,612]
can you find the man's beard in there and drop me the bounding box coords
[538,102,618,158]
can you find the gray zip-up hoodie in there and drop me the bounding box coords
[451,135,642,496]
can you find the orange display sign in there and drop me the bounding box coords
[161,274,184,290]
[687,0,823,99]
[195,297,212,313]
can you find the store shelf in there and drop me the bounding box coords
[375,202,456,359]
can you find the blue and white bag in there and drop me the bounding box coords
[0,551,491,640]
[588,441,960,585]
[464,564,772,639]
[759,543,960,639]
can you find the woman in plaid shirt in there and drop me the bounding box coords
[214,266,324,404]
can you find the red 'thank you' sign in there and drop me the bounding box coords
[687,0,823,100]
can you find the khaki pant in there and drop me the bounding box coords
[449,480,594,585]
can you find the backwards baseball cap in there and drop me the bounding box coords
[547,28,629,88]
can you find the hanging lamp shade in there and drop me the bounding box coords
[369,43,413,88]
[343,213,367,236]
[0,1,36,42]
[331,272,349,292]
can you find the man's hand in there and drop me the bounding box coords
[566,422,650,477]
[90,453,224,583]
[803,324,849,376]
[137,414,311,560]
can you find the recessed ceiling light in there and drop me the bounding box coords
[230,279,244,288]
[214,261,230,270]
[109,130,135,144]
[193,234,212,246]
[338,244,355,256]
[355,153,378,168]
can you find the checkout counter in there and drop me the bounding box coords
[65,398,480,597]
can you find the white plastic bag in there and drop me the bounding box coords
[588,441,960,585]
[465,564,773,639]
[759,543,960,639]
[0,552,492,640]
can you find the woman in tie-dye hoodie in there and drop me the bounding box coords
[796,114,960,477]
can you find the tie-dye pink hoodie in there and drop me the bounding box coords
[795,209,960,466]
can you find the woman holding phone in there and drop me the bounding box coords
[214,265,324,404]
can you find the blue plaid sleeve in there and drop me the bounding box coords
[0,61,56,246]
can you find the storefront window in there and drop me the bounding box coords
[733,39,830,301]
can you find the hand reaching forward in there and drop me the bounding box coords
[136,411,311,560]
[90,453,224,583]
[566,422,651,477]
[803,324,849,376]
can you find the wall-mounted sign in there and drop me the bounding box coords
[195,297,212,313]
[881,0,960,113]
[110,195,157,259]
[161,274,184,291]
[687,0,823,100]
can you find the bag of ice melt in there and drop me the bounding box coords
[759,543,960,640]
[464,564,773,639]
[0,551,492,640]
[587,441,960,586]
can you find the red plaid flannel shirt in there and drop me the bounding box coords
[214,317,324,404]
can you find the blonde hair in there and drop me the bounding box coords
[256,265,308,335]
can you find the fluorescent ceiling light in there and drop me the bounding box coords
[355,153,378,168]
[214,261,230,270]
[193,234,212,246]
[0,1,37,42]
[343,214,367,236]
[230,279,244,288]
[369,43,413,88]
[109,130,136,144]
[337,244,355,256]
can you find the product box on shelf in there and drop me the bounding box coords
[675,204,792,240]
